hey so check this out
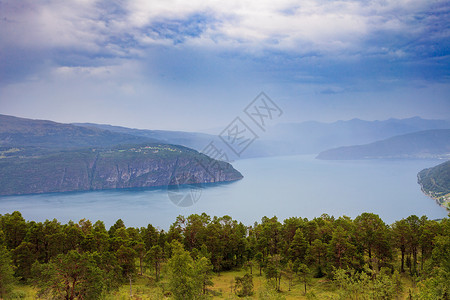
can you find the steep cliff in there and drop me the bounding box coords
[0,144,243,196]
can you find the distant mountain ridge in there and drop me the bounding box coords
[2,114,449,159]
[0,114,160,151]
[316,129,450,160]
[72,122,216,153]
[262,117,450,155]
[75,116,450,157]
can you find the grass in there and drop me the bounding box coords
[105,269,337,299]
[8,268,419,299]
[108,270,346,299]
[6,284,38,299]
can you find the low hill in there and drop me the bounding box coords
[316,129,450,160]
[418,160,450,210]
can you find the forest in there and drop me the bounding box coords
[0,211,448,299]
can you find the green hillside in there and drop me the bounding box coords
[418,160,450,210]
[0,114,159,151]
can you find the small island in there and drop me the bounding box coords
[417,160,450,210]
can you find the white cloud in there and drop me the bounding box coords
[51,60,142,81]
[1,1,99,49]
[121,0,372,53]
[117,0,445,57]
[2,0,444,58]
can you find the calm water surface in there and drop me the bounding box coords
[0,155,447,229]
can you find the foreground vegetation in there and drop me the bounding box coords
[0,211,448,299]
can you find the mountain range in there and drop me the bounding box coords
[74,116,450,158]
[0,114,159,150]
[261,117,450,156]
[317,129,450,160]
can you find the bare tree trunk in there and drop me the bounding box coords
[408,253,412,273]
[421,248,424,271]
[129,275,132,298]
[401,248,405,273]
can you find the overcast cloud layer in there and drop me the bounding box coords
[0,0,449,130]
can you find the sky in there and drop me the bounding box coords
[0,0,449,132]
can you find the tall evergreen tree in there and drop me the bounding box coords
[166,240,198,300]
[288,228,308,262]
[0,246,15,298]
[146,245,163,282]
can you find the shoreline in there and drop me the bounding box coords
[416,160,450,212]
[419,184,450,211]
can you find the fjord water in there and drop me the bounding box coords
[0,155,447,229]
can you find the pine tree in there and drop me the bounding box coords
[166,240,197,300]
[0,246,15,298]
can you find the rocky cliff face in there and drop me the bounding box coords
[0,145,243,196]
[90,153,241,190]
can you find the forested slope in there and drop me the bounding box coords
[0,211,448,299]
[418,160,450,210]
